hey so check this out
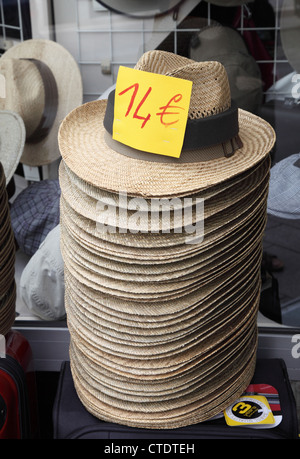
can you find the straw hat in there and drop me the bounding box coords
[0,163,16,335]
[10,179,61,256]
[58,51,275,198]
[0,39,83,167]
[59,50,275,429]
[0,110,25,184]
[59,155,269,233]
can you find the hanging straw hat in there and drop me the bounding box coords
[0,39,83,167]
[0,110,25,184]
[280,0,300,74]
[58,51,275,198]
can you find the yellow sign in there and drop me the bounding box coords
[224,396,275,426]
[113,66,193,158]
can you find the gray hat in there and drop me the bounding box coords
[267,153,300,219]
[190,24,263,113]
[20,224,65,321]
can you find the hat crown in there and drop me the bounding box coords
[135,50,231,120]
[0,58,45,138]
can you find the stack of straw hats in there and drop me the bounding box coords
[58,51,275,429]
[0,110,25,336]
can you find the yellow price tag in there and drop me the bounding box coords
[113,66,192,158]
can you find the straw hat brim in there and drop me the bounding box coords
[58,100,275,199]
[63,248,260,323]
[1,39,83,166]
[0,111,25,184]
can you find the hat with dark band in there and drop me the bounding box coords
[0,39,83,167]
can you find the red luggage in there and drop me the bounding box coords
[0,330,38,439]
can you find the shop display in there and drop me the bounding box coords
[0,167,16,337]
[0,110,25,337]
[58,50,275,429]
[0,39,83,167]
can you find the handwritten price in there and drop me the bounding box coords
[118,83,185,129]
[113,66,192,158]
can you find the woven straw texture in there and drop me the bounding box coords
[59,51,275,429]
[0,110,25,185]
